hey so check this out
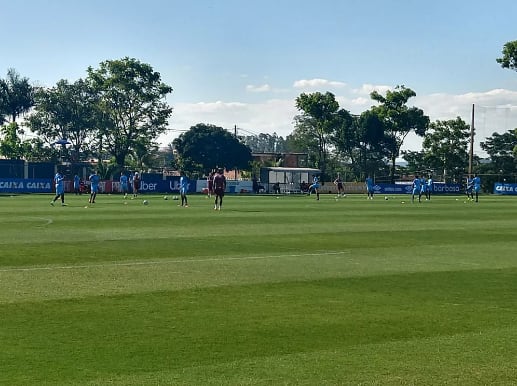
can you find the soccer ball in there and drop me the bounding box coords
[143,200,149,205]
[172,195,179,200]
[384,196,388,200]
[163,196,168,200]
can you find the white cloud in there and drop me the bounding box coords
[161,99,297,145]
[293,78,346,89]
[161,85,517,158]
[246,84,272,93]
[351,84,392,96]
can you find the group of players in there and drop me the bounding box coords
[410,175,435,203]
[205,168,227,210]
[51,170,142,207]
[465,174,482,202]
[51,167,228,210]
[335,173,482,203]
[50,168,481,208]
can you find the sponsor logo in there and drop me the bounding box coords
[433,184,461,193]
[494,183,517,194]
[0,179,53,192]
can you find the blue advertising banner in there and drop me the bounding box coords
[373,183,462,194]
[493,182,517,195]
[137,177,190,193]
[0,178,53,193]
[373,183,412,194]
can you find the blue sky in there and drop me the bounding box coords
[3,0,517,154]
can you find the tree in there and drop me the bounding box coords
[370,85,429,182]
[496,40,517,71]
[355,110,389,179]
[26,79,98,163]
[173,123,252,176]
[87,57,173,170]
[286,117,321,168]
[0,122,31,159]
[480,129,517,176]
[0,68,35,124]
[421,117,470,182]
[294,92,340,178]
[241,132,287,153]
[331,109,356,162]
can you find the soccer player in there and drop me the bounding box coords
[207,171,214,198]
[420,176,427,201]
[132,172,141,198]
[213,168,226,210]
[308,175,320,201]
[465,176,474,201]
[334,175,344,197]
[472,174,481,202]
[50,171,66,206]
[89,170,100,204]
[119,172,129,198]
[365,175,374,200]
[73,174,81,195]
[426,175,433,200]
[412,175,422,203]
[179,171,189,207]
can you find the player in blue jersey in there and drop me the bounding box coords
[472,174,481,202]
[419,176,427,200]
[50,171,66,206]
[88,170,100,204]
[179,171,189,207]
[365,176,374,200]
[308,175,321,201]
[426,176,433,200]
[412,175,422,203]
[73,174,81,195]
[119,172,129,198]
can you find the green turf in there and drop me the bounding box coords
[1,192,517,384]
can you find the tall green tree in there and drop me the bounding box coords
[331,109,356,164]
[286,117,320,168]
[0,68,34,124]
[370,85,429,182]
[355,110,389,178]
[480,129,517,176]
[294,92,340,178]
[26,79,98,162]
[242,132,287,153]
[421,117,470,182]
[173,123,252,176]
[87,57,173,170]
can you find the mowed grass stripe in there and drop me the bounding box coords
[1,226,515,266]
[1,268,517,384]
[1,242,517,304]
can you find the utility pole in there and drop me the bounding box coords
[468,104,475,177]
[234,125,238,180]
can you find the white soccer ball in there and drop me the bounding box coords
[172,196,179,200]
[163,196,168,200]
[384,196,388,200]
[143,200,149,205]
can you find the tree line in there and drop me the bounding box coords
[0,57,172,177]
[2,41,517,184]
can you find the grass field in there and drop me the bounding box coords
[1,192,517,385]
